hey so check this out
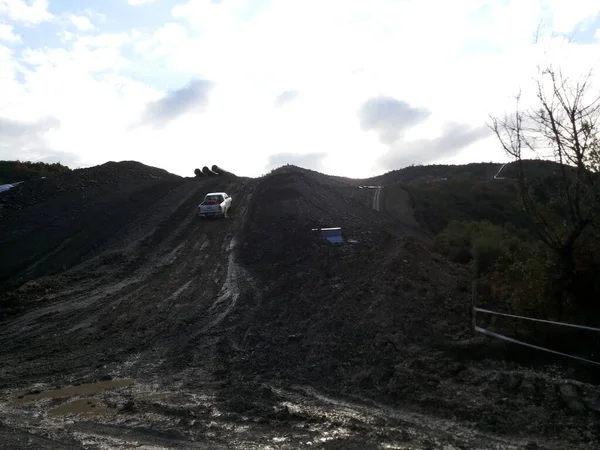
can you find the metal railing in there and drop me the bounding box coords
[472,283,600,365]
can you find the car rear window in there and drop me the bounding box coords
[205,195,224,203]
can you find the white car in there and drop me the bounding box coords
[198,192,232,218]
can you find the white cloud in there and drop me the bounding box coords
[1,0,600,178]
[134,22,188,61]
[0,0,53,24]
[128,0,158,5]
[57,29,76,43]
[0,23,19,42]
[22,32,132,73]
[82,8,106,23]
[0,44,21,101]
[542,0,600,33]
[69,14,95,31]
[171,0,245,29]
[0,29,146,166]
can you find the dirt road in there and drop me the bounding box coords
[373,186,382,211]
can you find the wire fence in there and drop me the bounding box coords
[472,282,600,366]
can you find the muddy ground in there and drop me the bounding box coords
[0,162,599,449]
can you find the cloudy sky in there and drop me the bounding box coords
[1,0,600,178]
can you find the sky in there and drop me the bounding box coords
[1,0,600,178]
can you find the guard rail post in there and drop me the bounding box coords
[471,280,478,332]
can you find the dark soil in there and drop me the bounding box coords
[0,162,598,449]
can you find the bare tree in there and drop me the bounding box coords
[489,66,600,310]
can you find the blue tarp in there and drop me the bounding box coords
[313,227,344,244]
[0,181,24,193]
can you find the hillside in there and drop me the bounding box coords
[0,160,71,185]
[404,178,528,234]
[363,159,562,186]
[0,161,188,295]
[358,160,563,235]
[0,160,598,449]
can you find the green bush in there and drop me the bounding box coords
[471,236,507,276]
[0,160,71,183]
[436,219,581,319]
[435,220,477,260]
[492,244,549,317]
[436,220,523,273]
[405,180,530,235]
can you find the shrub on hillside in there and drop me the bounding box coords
[471,235,510,276]
[490,245,548,317]
[405,180,529,235]
[0,160,71,183]
[435,220,475,262]
[437,220,551,316]
[436,220,524,270]
[437,219,600,322]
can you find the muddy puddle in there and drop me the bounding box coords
[0,377,570,449]
[12,378,134,405]
[139,392,172,401]
[48,398,114,417]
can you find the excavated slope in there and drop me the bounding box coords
[0,162,598,449]
[0,161,251,381]
[228,169,600,444]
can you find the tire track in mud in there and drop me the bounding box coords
[371,183,432,243]
[202,243,241,333]
[0,177,186,292]
[0,178,212,352]
[112,180,255,369]
[270,385,527,449]
[0,177,254,385]
[159,182,258,371]
[372,186,382,211]
[109,179,253,365]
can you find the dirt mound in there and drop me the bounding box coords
[0,161,177,213]
[222,168,600,445]
[0,161,249,383]
[230,168,469,377]
[0,161,236,298]
[0,163,598,448]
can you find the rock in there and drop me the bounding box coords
[583,392,600,413]
[520,378,536,398]
[559,384,585,412]
[507,374,523,390]
[120,398,136,413]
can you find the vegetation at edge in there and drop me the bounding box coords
[0,160,71,184]
[399,65,600,358]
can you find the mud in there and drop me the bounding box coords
[12,379,134,405]
[0,163,598,449]
[0,379,555,449]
